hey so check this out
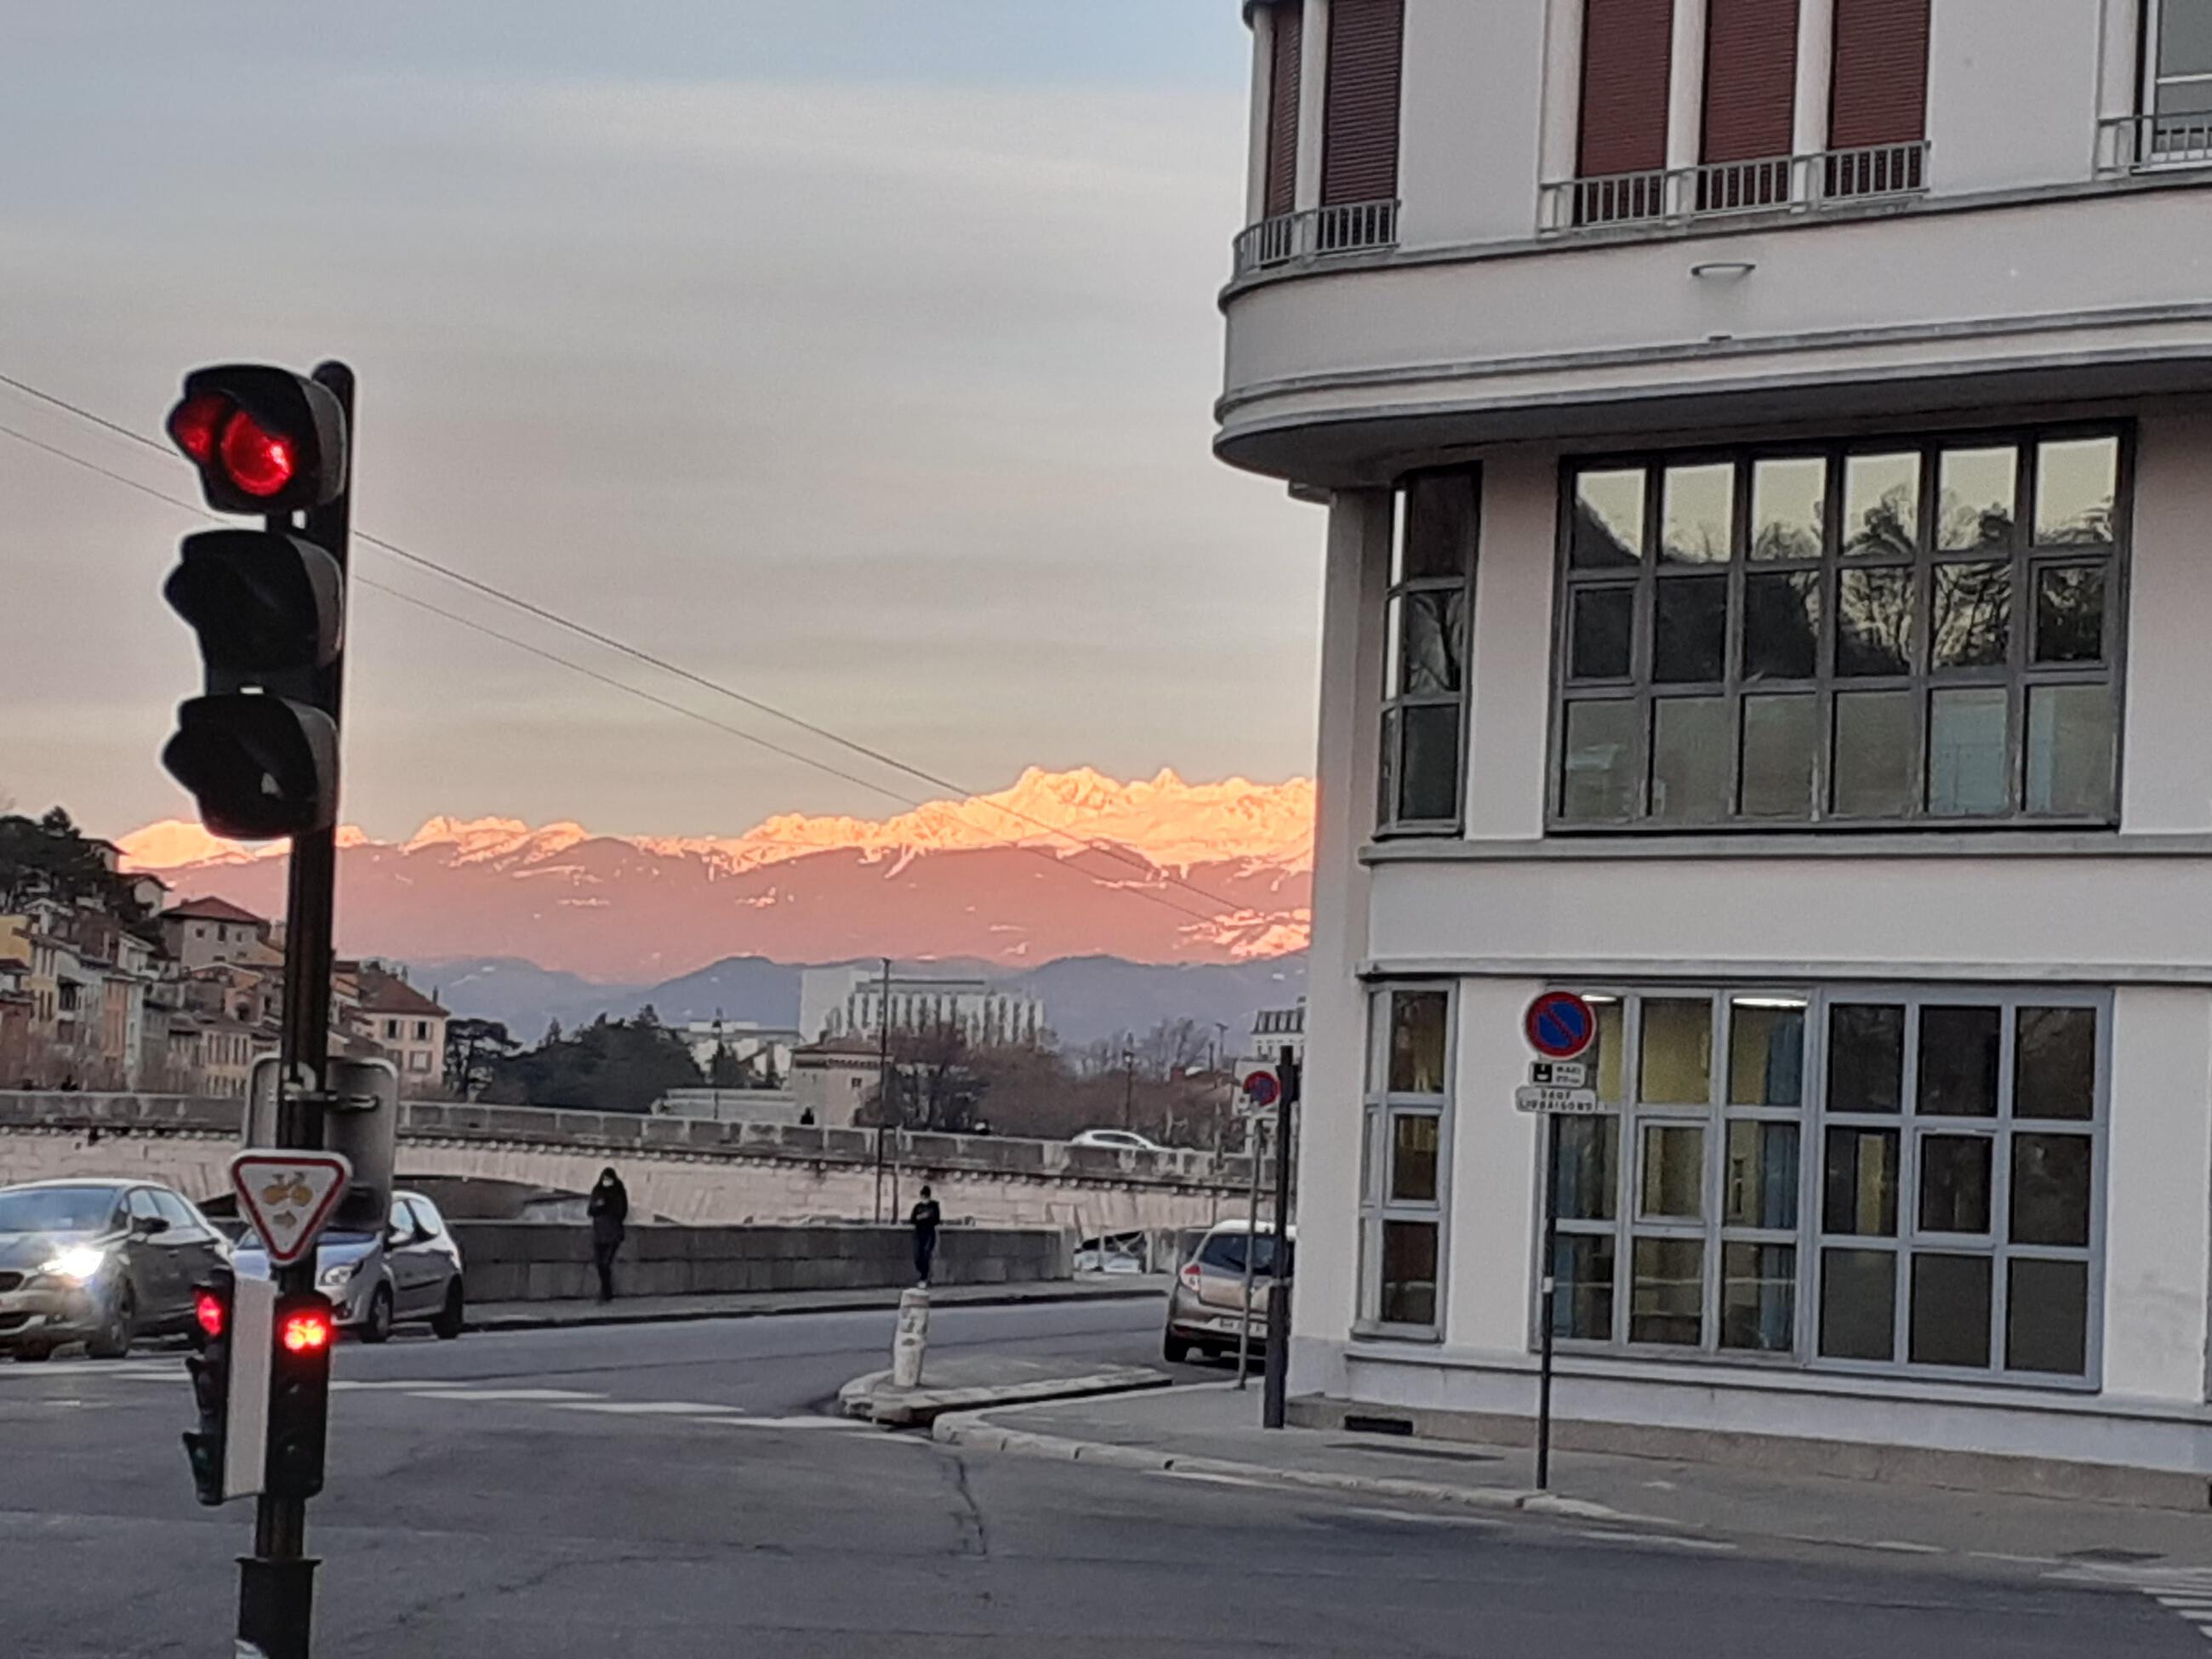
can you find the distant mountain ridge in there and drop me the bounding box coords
[116,767,1314,981]
[416,950,1308,1052]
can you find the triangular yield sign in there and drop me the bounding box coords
[231,1149,353,1266]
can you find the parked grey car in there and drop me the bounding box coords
[0,1178,230,1361]
[233,1190,464,1343]
[1163,1218,1295,1363]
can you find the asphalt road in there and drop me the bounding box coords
[2,1298,2199,1657]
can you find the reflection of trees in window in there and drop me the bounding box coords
[1557,431,2121,827]
[1932,562,2010,669]
[1837,567,1913,676]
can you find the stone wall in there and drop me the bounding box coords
[0,1093,1255,1236]
[454,1222,1069,1303]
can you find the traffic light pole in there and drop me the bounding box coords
[242,360,353,1659]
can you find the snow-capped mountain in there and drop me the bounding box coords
[116,767,1314,983]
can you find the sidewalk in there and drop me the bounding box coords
[468,1273,1169,1333]
[935,1382,2212,1572]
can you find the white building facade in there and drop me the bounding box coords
[1224,0,2212,1487]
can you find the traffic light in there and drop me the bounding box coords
[265,1291,335,1502]
[161,362,352,841]
[182,1268,234,1507]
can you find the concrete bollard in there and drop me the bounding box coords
[892,1286,929,1389]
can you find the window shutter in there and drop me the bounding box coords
[1828,0,1930,148]
[1264,0,1303,219]
[1578,0,1676,177]
[1321,0,1405,206]
[1702,0,1799,163]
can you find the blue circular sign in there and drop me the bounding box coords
[1525,991,1595,1060]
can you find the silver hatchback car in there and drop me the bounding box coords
[1163,1218,1295,1364]
[0,1178,230,1361]
[234,1189,465,1343]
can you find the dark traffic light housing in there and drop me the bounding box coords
[265,1292,335,1502]
[168,365,347,516]
[160,362,352,841]
[182,1268,234,1507]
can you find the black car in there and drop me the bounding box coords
[0,1179,229,1361]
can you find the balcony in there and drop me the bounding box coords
[2096,114,2212,175]
[1232,199,1400,276]
[1538,143,1930,235]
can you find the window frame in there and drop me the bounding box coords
[1535,983,2107,1391]
[1548,425,2131,834]
[1377,470,1479,839]
[1355,982,1455,1341]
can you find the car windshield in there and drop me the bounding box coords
[0,1188,119,1234]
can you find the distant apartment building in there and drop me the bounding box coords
[1247,1000,1306,1072]
[336,961,450,1086]
[679,1019,798,1086]
[159,895,274,971]
[801,966,1044,1048]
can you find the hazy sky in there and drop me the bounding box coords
[0,2,1320,844]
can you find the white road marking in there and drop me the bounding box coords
[404,1387,607,1402]
[2047,1564,2212,1644]
[1158,1469,1284,1491]
[547,1400,747,1417]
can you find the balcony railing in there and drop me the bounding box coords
[1233,198,1400,276]
[2096,113,2212,174]
[1539,141,1930,233]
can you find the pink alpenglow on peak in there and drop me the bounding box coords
[111,767,1316,979]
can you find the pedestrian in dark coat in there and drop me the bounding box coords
[909,1185,942,1285]
[587,1167,629,1303]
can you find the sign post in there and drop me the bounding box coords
[1521,990,1596,1492]
[1233,1064,1280,1390]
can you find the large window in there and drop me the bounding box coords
[1359,985,1451,1336]
[1378,471,1477,834]
[1554,429,2124,830]
[1545,987,2105,1385]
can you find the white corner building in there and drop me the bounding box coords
[1221,0,2212,1492]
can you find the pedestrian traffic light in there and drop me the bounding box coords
[265,1291,334,1502]
[160,362,352,841]
[182,1268,234,1507]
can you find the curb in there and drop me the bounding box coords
[927,1395,1656,1526]
[465,1281,1166,1334]
[840,1365,1171,1427]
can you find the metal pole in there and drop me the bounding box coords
[873,959,891,1225]
[240,358,353,1659]
[1536,1112,1560,1491]
[1262,1047,1297,1429]
[1235,1111,1263,1388]
[1121,1039,1135,1130]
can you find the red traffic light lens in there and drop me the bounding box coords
[281,1310,333,1354]
[218,408,296,499]
[168,391,229,465]
[193,1289,225,1339]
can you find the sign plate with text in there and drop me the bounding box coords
[1514,1084,1605,1116]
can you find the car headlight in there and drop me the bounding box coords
[38,1246,108,1285]
[317,1262,357,1290]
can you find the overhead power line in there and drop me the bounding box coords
[0,398,1275,934]
[0,371,1276,918]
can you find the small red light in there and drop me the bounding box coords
[194,1290,225,1339]
[1180,1262,1203,1284]
[218,408,296,499]
[168,392,228,465]
[281,1312,332,1354]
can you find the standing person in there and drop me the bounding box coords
[587,1167,629,1303]
[909,1184,942,1285]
